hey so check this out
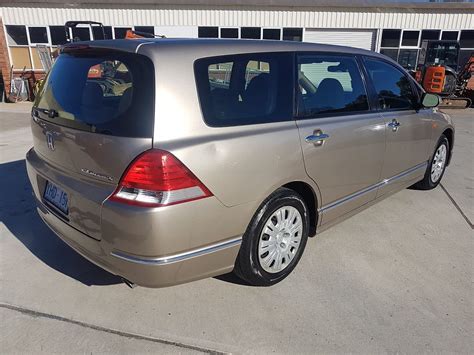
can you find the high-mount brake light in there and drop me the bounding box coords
[110,149,212,207]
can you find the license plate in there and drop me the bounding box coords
[44,181,69,214]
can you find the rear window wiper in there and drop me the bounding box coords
[36,108,58,119]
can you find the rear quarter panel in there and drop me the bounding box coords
[140,44,320,209]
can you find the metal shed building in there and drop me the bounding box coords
[0,0,473,97]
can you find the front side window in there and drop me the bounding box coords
[297,55,369,117]
[364,58,418,110]
[195,52,293,127]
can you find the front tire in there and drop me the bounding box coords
[234,188,309,286]
[412,135,449,190]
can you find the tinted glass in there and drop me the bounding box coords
[426,42,459,68]
[364,58,417,110]
[135,26,154,36]
[460,30,474,48]
[71,27,90,41]
[241,27,261,39]
[297,55,368,117]
[401,31,419,47]
[380,48,399,61]
[28,27,48,43]
[263,29,281,40]
[459,50,473,69]
[441,31,458,41]
[220,28,238,39]
[195,52,293,127]
[398,49,418,69]
[6,25,28,45]
[50,26,67,45]
[35,50,155,137]
[283,28,302,41]
[104,26,113,39]
[198,27,218,38]
[381,29,401,47]
[114,27,131,39]
[380,48,398,61]
[92,26,113,40]
[421,30,440,42]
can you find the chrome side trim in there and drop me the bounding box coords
[111,236,242,266]
[318,161,428,213]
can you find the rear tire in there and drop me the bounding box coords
[234,188,309,286]
[412,135,449,190]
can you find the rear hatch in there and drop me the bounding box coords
[30,45,155,240]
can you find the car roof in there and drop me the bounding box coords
[75,37,387,59]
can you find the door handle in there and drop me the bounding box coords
[387,119,401,131]
[305,131,329,146]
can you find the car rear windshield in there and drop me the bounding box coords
[34,49,155,137]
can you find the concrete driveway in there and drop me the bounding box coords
[0,104,472,353]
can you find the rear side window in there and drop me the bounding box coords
[194,53,293,127]
[297,54,369,117]
[363,58,418,110]
[35,50,155,137]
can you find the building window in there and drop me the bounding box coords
[283,28,302,41]
[28,27,48,44]
[135,26,155,36]
[398,49,418,69]
[50,26,68,45]
[380,49,399,62]
[71,27,91,41]
[114,27,131,39]
[263,28,281,40]
[401,30,419,47]
[381,29,401,47]
[220,28,238,39]
[241,27,261,39]
[6,25,28,45]
[420,30,440,42]
[198,27,218,38]
[441,31,459,41]
[92,26,113,40]
[460,30,474,48]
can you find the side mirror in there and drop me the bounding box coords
[421,93,441,108]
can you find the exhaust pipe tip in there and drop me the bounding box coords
[121,277,136,289]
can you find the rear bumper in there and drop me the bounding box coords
[35,198,241,287]
[26,148,249,287]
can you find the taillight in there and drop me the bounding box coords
[109,149,212,207]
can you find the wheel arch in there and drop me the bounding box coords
[442,128,454,165]
[282,181,319,237]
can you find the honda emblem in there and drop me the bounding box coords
[46,131,55,151]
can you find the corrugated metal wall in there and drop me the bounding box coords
[1,6,473,29]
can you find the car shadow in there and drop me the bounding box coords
[0,159,121,286]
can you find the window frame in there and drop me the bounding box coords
[294,52,373,120]
[361,55,422,113]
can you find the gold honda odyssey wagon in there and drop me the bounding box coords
[26,38,454,287]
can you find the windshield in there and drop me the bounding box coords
[426,43,459,69]
[34,50,155,137]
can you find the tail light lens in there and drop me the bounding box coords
[110,149,212,207]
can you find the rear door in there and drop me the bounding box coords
[295,53,386,225]
[30,47,155,239]
[362,57,432,196]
